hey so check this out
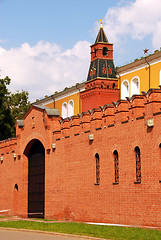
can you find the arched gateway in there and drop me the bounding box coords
[25,139,45,218]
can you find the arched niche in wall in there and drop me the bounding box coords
[68,100,74,117]
[131,77,140,97]
[62,102,67,119]
[121,80,129,99]
[95,153,100,185]
[134,146,141,183]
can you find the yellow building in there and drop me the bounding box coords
[34,82,85,118]
[33,25,161,117]
[117,50,161,99]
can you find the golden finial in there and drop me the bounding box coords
[99,19,103,28]
[143,48,149,57]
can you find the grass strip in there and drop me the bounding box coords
[0,220,161,240]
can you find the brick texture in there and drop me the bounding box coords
[1,89,161,227]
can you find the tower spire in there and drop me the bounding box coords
[95,20,108,43]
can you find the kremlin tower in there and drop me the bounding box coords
[80,21,120,112]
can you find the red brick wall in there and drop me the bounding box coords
[1,90,161,227]
[81,86,120,112]
[91,43,113,60]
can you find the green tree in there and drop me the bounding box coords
[8,90,31,120]
[0,76,31,141]
[0,76,14,140]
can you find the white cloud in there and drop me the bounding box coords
[2,0,161,103]
[0,40,90,102]
[103,0,161,50]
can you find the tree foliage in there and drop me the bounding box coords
[0,76,14,140]
[8,90,31,120]
[0,76,30,141]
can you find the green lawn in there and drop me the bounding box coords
[0,220,161,240]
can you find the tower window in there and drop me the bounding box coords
[95,153,100,185]
[94,48,97,57]
[32,117,35,127]
[135,146,141,183]
[103,47,108,56]
[113,83,115,89]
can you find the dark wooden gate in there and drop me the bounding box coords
[28,140,45,218]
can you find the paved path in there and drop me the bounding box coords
[0,229,102,240]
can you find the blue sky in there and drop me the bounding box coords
[0,0,124,49]
[0,0,161,101]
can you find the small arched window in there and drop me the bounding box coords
[95,153,100,184]
[131,77,140,97]
[62,102,67,119]
[134,146,141,183]
[103,47,108,56]
[121,80,129,99]
[14,184,18,191]
[68,100,74,117]
[113,150,119,183]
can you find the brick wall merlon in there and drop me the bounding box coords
[145,90,161,117]
[102,105,115,125]
[115,99,129,113]
[70,115,80,127]
[103,104,114,115]
[80,112,91,123]
[0,138,17,155]
[80,112,90,132]
[90,108,102,120]
[61,118,70,129]
[148,89,161,102]
[130,95,145,107]
[114,100,129,123]
[129,95,145,119]
[60,119,70,137]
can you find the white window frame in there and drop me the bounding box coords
[68,100,74,117]
[62,102,67,119]
[130,76,140,97]
[121,80,129,99]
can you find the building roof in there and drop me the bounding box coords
[117,50,161,75]
[95,26,109,44]
[87,59,117,81]
[32,82,85,105]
